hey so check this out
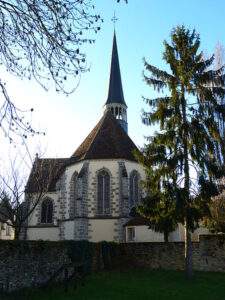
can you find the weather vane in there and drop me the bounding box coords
[111,11,118,29]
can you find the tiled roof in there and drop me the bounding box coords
[123,217,149,227]
[25,158,69,193]
[26,112,139,193]
[71,110,139,161]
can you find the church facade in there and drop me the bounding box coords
[25,32,146,242]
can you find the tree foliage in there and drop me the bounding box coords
[213,42,225,163]
[204,186,225,233]
[136,154,178,242]
[139,25,225,278]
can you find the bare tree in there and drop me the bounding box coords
[0,151,66,239]
[0,0,127,142]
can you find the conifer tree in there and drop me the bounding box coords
[140,26,225,278]
[137,153,178,242]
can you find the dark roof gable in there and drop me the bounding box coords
[71,110,139,162]
[25,158,69,193]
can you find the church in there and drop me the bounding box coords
[25,31,147,242]
[25,31,208,243]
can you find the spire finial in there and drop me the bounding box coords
[111,11,118,29]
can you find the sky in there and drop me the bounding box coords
[1,0,225,174]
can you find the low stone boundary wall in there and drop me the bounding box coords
[0,241,71,292]
[0,235,224,292]
[123,235,225,272]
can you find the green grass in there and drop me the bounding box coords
[3,269,225,300]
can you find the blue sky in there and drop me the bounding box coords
[1,0,225,169]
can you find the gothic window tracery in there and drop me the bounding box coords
[69,170,84,218]
[121,166,128,197]
[41,198,53,223]
[97,169,110,215]
[77,176,83,199]
[129,170,139,207]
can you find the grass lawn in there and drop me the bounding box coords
[3,269,225,300]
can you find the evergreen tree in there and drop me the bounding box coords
[137,153,178,242]
[209,42,225,164]
[140,26,225,278]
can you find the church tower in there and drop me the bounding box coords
[105,31,128,133]
[25,26,146,244]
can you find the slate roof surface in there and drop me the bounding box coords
[105,32,127,106]
[71,110,139,162]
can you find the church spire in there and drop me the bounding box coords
[106,31,126,106]
[105,31,128,133]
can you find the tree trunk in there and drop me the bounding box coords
[14,227,20,240]
[184,218,193,279]
[164,231,169,243]
[181,88,193,279]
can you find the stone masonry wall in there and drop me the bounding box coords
[0,235,225,293]
[0,241,70,292]
[122,235,225,272]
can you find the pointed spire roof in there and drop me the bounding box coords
[106,32,127,107]
[71,110,138,161]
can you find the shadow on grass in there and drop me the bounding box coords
[2,269,225,300]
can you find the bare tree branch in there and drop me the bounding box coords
[0,146,65,239]
[0,0,128,141]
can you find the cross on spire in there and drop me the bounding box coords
[111,11,118,28]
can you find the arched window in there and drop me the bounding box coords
[111,107,114,114]
[77,175,83,199]
[72,173,83,200]
[129,171,139,207]
[121,165,128,198]
[115,106,119,118]
[97,170,110,215]
[69,171,84,218]
[41,198,53,223]
[72,172,78,199]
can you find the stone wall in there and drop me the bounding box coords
[0,235,225,293]
[122,235,225,272]
[0,241,70,292]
